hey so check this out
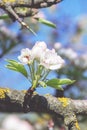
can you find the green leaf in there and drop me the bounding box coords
[6,65,18,71]
[57,79,75,85]
[46,79,63,90]
[6,59,28,78]
[0,14,9,19]
[46,78,75,90]
[38,81,47,88]
[35,18,56,28]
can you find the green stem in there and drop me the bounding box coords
[28,64,34,82]
[32,60,35,80]
[41,69,50,81]
[32,75,40,89]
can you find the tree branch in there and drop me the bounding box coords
[1,0,63,9]
[0,0,63,31]
[0,88,86,130]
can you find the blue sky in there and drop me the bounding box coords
[60,0,87,17]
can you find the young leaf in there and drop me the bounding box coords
[57,79,75,85]
[46,78,75,90]
[6,59,28,78]
[38,81,47,88]
[46,79,63,90]
[35,18,56,28]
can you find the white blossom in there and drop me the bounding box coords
[31,41,47,60]
[40,49,64,70]
[17,41,65,70]
[18,48,32,64]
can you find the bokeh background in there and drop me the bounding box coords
[0,0,87,129]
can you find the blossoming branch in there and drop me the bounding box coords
[6,41,75,91]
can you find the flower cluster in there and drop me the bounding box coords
[6,41,74,91]
[18,41,64,70]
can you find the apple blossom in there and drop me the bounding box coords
[6,41,75,92]
[18,48,32,64]
[40,49,64,70]
[17,41,64,70]
[31,41,47,60]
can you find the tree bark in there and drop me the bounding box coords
[1,0,63,9]
[0,87,86,130]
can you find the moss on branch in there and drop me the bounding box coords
[0,88,10,99]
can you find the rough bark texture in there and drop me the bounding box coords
[0,0,63,19]
[0,0,63,9]
[0,88,86,130]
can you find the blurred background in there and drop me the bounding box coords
[0,0,87,129]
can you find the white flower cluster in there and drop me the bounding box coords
[18,41,64,70]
